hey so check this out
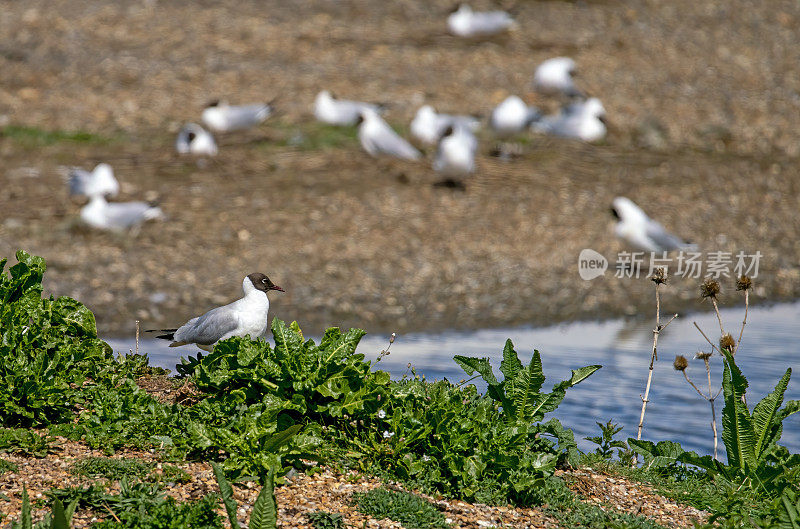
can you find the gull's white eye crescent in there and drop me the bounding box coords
[262,278,267,284]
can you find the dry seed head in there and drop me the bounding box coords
[719,333,736,353]
[736,275,752,291]
[650,267,668,285]
[700,278,721,299]
[694,351,713,361]
[673,355,689,371]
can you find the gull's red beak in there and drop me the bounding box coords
[270,285,285,292]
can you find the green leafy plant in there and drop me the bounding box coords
[69,457,191,484]
[212,462,278,529]
[0,428,57,457]
[0,251,114,427]
[306,511,345,529]
[352,488,448,529]
[628,439,696,472]
[454,340,600,425]
[679,351,800,495]
[585,420,630,460]
[13,485,77,529]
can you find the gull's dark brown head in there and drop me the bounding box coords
[248,273,284,293]
[610,205,620,220]
[206,99,221,108]
[355,113,365,126]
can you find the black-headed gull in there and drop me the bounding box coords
[357,109,421,160]
[201,101,273,132]
[410,105,480,145]
[447,4,515,38]
[68,163,119,198]
[533,57,582,98]
[489,96,541,136]
[533,97,607,142]
[175,123,218,156]
[80,194,164,231]
[611,197,694,252]
[314,90,382,126]
[150,273,284,351]
[433,125,477,177]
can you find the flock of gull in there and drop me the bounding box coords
[63,3,689,304]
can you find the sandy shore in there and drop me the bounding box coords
[1,0,799,337]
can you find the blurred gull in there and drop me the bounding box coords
[68,163,119,198]
[80,194,164,231]
[314,90,382,126]
[533,97,607,142]
[433,125,477,178]
[410,105,480,145]
[201,100,273,132]
[149,273,284,351]
[611,197,695,252]
[489,95,541,136]
[533,57,582,98]
[447,4,515,38]
[175,123,218,156]
[357,109,421,160]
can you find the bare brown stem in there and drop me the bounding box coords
[135,320,140,356]
[682,370,706,399]
[693,322,721,354]
[737,290,749,353]
[711,298,725,335]
[637,284,675,440]
[710,398,718,460]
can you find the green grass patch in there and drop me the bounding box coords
[306,510,345,529]
[352,488,448,529]
[0,124,114,147]
[70,457,190,484]
[0,459,18,473]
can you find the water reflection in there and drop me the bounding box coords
[106,301,800,456]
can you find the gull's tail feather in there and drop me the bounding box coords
[146,328,177,341]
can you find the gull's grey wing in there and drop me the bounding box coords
[68,168,92,196]
[373,124,421,160]
[174,306,239,345]
[471,12,514,34]
[104,201,156,229]
[224,104,272,129]
[645,220,688,251]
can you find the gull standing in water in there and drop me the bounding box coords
[314,90,382,126]
[175,123,218,156]
[410,105,480,145]
[610,197,695,252]
[67,163,119,198]
[357,109,422,160]
[533,57,582,98]
[150,273,284,350]
[447,4,515,38]
[201,101,273,132]
[80,194,164,231]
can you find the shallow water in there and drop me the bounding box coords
[107,301,800,457]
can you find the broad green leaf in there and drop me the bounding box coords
[510,350,546,422]
[250,465,278,529]
[211,461,241,529]
[721,352,756,471]
[262,424,302,453]
[499,339,524,381]
[453,355,498,385]
[50,498,68,529]
[752,367,791,460]
[20,484,32,529]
